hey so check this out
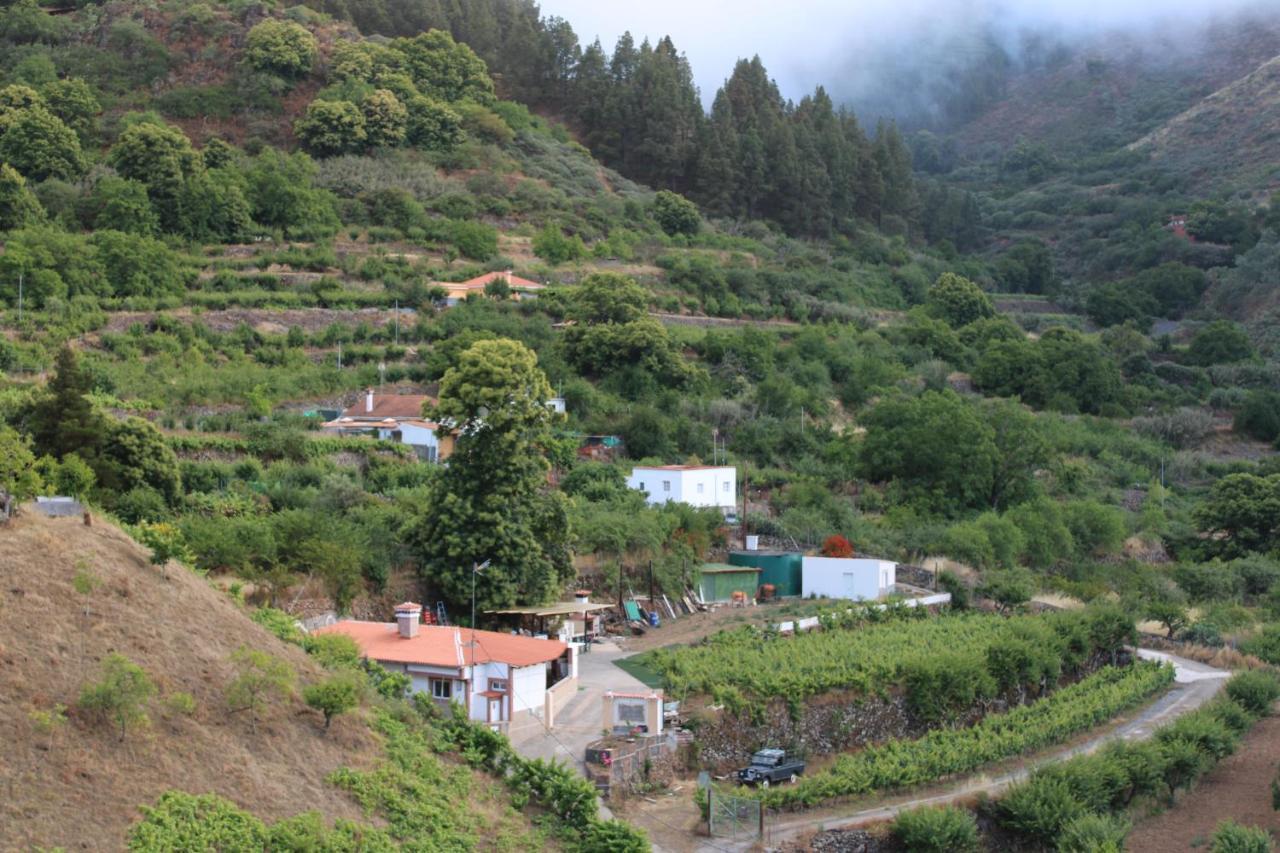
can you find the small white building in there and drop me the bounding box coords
[626,465,737,513]
[315,603,576,730]
[802,557,896,601]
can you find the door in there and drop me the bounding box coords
[843,572,857,599]
[489,698,501,722]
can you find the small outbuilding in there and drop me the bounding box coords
[698,563,761,603]
[801,557,896,601]
[728,549,803,598]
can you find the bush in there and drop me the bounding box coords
[303,670,363,729]
[1225,670,1280,716]
[1210,820,1275,853]
[302,632,362,669]
[79,653,154,741]
[244,20,316,78]
[999,776,1085,846]
[449,219,497,260]
[891,805,979,852]
[1057,812,1131,853]
[651,190,700,236]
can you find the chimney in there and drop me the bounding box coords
[574,589,590,605]
[365,388,375,413]
[394,602,421,638]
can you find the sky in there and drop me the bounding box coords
[538,0,1278,105]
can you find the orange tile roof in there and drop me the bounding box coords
[338,394,432,420]
[315,621,567,668]
[458,271,544,291]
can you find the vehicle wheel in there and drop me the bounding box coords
[789,773,798,784]
[761,778,770,789]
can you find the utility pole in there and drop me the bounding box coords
[337,341,342,370]
[470,559,491,683]
[648,560,655,607]
[394,300,400,345]
[16,271,23,324]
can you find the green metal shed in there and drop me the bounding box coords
[698,563,762,603]
[728,550,803,598]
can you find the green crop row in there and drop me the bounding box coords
[757,661,1174,809]
[641,607,1134,705]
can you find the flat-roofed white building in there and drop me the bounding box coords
[626,465,737,514]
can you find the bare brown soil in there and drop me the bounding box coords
[0,511,377,850]
[1128,712,1280,852]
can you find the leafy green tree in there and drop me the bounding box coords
[244,20,317,78]
[0,425,42,500]
[927,272,994,327]
[405,95,464,150]
[449,219,497,260]
[1086,282,1157,330]
[1146,598,1188,639]
[81,176,157,235]
[651,190,700,236]
[295,99,367,156]
[393,30,495,104]
[108,121,201,230]
[995,239,1054,294]
[39,77,98,142]
[244,149,339,238]
[90,229,186,297]
[360,89,408,148]
[0,106,83,180]
[175,170,253,242]
[858,390,997,514]
[1189,320,1254,366]
[407,338,572,612]
[0,162,43,229]
[531,223,586,265]
[568,272,647,324]
[225,645,295,735]
[1196,473,1280,556]
[1236,392,1280,443]
[38,451,94,497]
[303,670,363,730]
[97,416,181,504]
[79,653,154,741]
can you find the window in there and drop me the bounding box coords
[430,678,452,700]
[697,483,704,494]
[489,679,508,692]
[662,480,671,492]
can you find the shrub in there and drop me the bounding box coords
[998,776,1085,846]
[250,607,303,645]
[820,534,854,558]
[449,219,497,260]
[1225,670,1280,716]
[244,20,316,78]
[303,632,362,669]
[651,190,700,236]
[1057,813,1131,853]
[294,100,366,157]
[1210,820,1275,853]
[225,645,295,735]
[891,805,979,853]
[79,653,155,741]
[303,670,363,729]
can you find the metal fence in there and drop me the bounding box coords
[707,786,762,840]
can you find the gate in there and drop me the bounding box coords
[707,786,762,840]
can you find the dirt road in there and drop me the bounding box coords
[647,649,1230,852]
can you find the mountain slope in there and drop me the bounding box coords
[1129,54,1280,195]
[0,510,379,848]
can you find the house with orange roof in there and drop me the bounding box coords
[435,270,545,307]
[626,464,738,515]
[319,389,455,462]
[315,602,577,731]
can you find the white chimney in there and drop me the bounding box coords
[394,603,420,638]
[365,388,375,413]
[574,589,590,605]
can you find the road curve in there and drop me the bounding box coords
[708,649,1230,851]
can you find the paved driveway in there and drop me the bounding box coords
[508,639,654,771]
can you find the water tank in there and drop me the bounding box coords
[728,550,803,598]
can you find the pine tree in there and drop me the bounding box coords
[29,346,103,462]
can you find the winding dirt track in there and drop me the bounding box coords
[704,649,1230,851]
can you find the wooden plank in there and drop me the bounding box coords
[662,593,677,619]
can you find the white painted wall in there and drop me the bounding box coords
[627,467,736,511]
[802,557,896,601]
[511,663,548,713]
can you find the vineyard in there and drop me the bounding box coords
[639,607,1134,707]
[755,661,1175,809]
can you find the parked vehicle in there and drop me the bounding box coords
[736,749,805,787]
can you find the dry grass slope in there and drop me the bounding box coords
[0,511,376,850]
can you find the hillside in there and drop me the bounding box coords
[950,14,1280,159]
[0,510,558,850]
[1130,54,1280,195]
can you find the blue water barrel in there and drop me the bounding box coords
[648,611,660,627]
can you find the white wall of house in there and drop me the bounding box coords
[802,557,896,601]
[396,422,442,461]
[511,663,548,713]
[627,467,736,511]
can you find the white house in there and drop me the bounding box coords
[626,465,737,514]
[801,557,896,601]
[319,390,454,462]
[314,603,576,729]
